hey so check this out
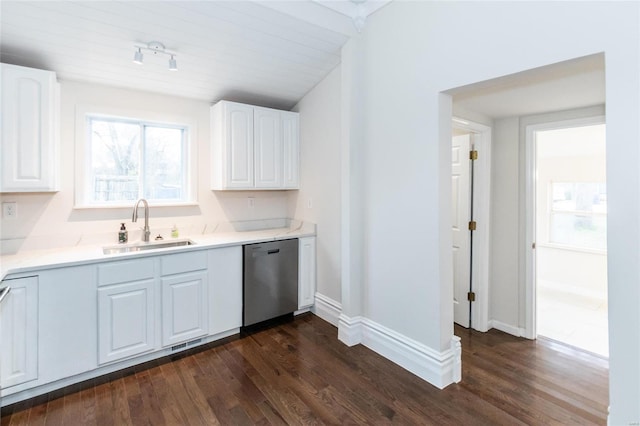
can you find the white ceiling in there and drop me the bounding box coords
[0,1,389,110]
[2,1,598,116]
[450,54,605,119]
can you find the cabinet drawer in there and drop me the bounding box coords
[98,258,155,286]
[160,250,207,276]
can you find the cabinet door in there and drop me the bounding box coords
[224,102,254,188]
[38,266,97,385]
[98,280,155,364]
[254,107,282,188]
[298,237,317,309]
[161,271,208,347]
[209,246,242,335]
[0,276,38,388]
[1,63,59,192]
[282,112,299,189]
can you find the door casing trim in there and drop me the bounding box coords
[523,114,606,339]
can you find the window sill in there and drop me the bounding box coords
[537,242,606,255]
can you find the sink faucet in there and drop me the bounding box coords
[132,198,151,242]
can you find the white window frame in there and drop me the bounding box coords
[74,105,198,208]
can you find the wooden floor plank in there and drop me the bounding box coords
[1,314,609,425]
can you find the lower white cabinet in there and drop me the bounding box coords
[209,246,242,335]
[2,237,315,404]
[161,271,208,347]
[38,266,97,385]
[0,276,38,389]
[97,280,156,364]
[298,237,317,309]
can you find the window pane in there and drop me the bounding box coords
[90,119,140,202]
[552,182,607,213]
[550,212,607,250]
[143,126,183,200]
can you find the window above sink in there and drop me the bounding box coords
[74,105,197,209]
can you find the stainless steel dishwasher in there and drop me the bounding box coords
[243,238,298,327]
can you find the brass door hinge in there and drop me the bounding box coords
[467,292,476,302]
[469,150,478,160]
[468,221,477,231]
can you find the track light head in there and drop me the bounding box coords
[133,48,143,64]
[168,55,177,71]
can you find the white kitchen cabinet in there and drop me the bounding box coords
[282,111,300,189]
[254,107,282,188]
[1,63,59,192]
[211,101,254,189]
[97,258,156,365]
[160,250,208,347]
[161,271,208,346]
[97,280,156,364]
[38,266,97,385]
[208,246,243,335]
[211,100,299,190]
[298,237,317,309]
[0,276,38,389]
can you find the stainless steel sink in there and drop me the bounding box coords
[103,239,195,255]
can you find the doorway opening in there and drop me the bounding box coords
[527,117,608,357]
[451,118,491,332]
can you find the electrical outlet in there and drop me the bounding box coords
[248,197,255,208]
[3,202,17,218]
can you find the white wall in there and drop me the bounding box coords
[0,80,290,253]
[490,117,520,329]
[290,66,342,303]
[343,2,639,422]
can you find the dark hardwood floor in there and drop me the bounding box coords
[1,313,609,425]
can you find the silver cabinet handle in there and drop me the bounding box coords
[0,286,11,304]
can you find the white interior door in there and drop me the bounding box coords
[452,134,471,327]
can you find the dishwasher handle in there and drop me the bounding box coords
[0,286,11,304]
[251,247,281,257]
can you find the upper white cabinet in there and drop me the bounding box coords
[1,63,59,192]
[211,101,254,189]
[211,100,299,190]
[282,111,300,188]
[254,107,282,188]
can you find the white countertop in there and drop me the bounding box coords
[0,225,315,281]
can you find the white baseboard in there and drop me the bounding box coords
[312,292,341,327]
[489,319,526,337]
[312,295,462,389]
[338,314,364,346]
[338,314,461,389]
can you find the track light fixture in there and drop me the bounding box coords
[132,41,177,71]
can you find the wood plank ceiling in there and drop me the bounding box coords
[0,1,359,110]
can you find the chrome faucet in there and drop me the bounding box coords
[132,198,151,242]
